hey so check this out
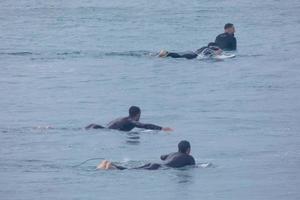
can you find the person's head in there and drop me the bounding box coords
[178,140,191,154]
[207,42,222,55]
[224,23,235,34]
[129,106,141,121]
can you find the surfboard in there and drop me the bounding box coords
[214,54,235,59]
[197,53,235,60]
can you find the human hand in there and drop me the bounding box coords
[162,127,173,132]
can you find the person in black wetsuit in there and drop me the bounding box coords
[158,50,198,59]
[158,42,222,59]
[85,106,173,132]
[215,23,237,51]
[97,140,195,170]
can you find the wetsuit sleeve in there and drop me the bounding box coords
[130,121,162,130]
[215,34,223,47]
[160,154,169,160]
[189,156,196,165]
[195,47,206,54]
[215,35,220,44]
[232,37,237,50]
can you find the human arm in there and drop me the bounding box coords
[231,37,237,50]
[160,154,169,160]
[189,156,196,165]
[215,35,219,44]
[131,121,173,131]
[195,47,206,55]
[131,121,162,130]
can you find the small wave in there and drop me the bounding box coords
[72,157,105,168]
[0,51,33,56]
[32,126,55,130]
[197,162,214,168]
[238,54,264,58]
[126,136,140,140]
[125,140,140,145]
[56,51,81,56]
[32,126,85,131]
[22,159,50,163]
[104,50,153,57]
[0,126,84,134]
[1,50,157,60]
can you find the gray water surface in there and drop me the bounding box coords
[0,0,300,199]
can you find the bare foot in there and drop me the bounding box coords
[158,50,168,57]
[97,160,109,169]
[162,127,173,132]
[105,161,116,170]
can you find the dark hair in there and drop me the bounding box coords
[178,140,191,153]
[129,106,141,117]
[224,23,234,29]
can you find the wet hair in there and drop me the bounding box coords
[178,140,191,153]
[224,23,234,29]
[129,106,141,117]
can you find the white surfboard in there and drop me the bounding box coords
[197,53,235,60]
[214,54,235,60]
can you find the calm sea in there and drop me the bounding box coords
[0,0,300,199]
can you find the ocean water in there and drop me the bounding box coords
[1,0,300,199]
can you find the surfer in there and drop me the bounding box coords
[215,23,237,51]
[97,140,195,170]
[85,106,173,132]
[158,42,222,59]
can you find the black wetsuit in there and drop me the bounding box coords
[112,152,195,170]
[215,33,236,51]
[161,152,195,168]
[166,46,218,60]
[86,117,162,132]
[166,51,198,59]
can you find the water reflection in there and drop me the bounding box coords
[125,131,140,145]
[173,168,194,184]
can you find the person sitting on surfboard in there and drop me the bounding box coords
[85,106,173,132]
[215,23,237,51]
[97,140,195,170]
[158,42,222,59]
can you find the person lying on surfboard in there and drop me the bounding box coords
[85,106,173,132]
[97,140,195,170]
[158,42,222,59]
